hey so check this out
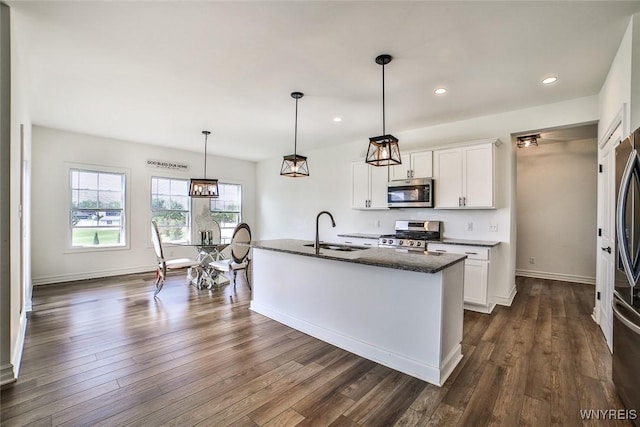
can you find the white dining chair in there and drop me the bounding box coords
[192,204,222,245]
[209,223,252,290]
[151,220,200,296]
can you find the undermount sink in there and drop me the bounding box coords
[304,242,371,252]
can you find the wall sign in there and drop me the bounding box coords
[146,159,189,171]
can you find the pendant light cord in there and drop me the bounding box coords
[203,131,209,178]
[382,62,386,135]
[294,96,299,156]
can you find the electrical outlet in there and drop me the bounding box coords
[489,224,498,232]
[529,257,535,264]
[467,222,473,231]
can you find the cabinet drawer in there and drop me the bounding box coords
[337,236,378,247]
[427,243,489,260]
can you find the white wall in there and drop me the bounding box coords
[516,137,598,284]
[31,126,257,285]
[257,96,599,307]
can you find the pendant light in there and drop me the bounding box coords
[280,91,309,177]
[517,134,539,148]
[189,130,219,197]
[366,54,402,167]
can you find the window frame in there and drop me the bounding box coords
[66,163,130,252]
[150,175,191,244]
[210,182,243,243]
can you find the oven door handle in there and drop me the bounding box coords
[613,298,640,336]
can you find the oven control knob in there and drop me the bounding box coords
[410,241,415,246]
[399,240,404,246]
[389,239,394,245]
[381,239,387,244]
[416,242,422,247]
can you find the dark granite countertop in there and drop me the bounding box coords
[438,238,501,247]
[250,239,466,274]
[337,233,383,240]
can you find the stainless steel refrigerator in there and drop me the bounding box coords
[614,126,640,423]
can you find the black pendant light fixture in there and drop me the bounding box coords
[280,91,309,177]
[516,134,540,148]
[189,130,219,197]
[366,54,402,166]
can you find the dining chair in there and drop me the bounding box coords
[151,220,200,296]
[209,222,252,290]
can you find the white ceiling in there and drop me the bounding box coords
[10,1,640,161]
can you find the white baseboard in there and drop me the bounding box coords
[464,302,496,314]
[516,269,595,285]
[0,363,15,386]
[493,285,517,307]
[11,311,27,379]
[32,265,155,286]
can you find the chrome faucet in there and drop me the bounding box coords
[315,210,336,254]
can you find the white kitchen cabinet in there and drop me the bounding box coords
[390,150,433,181]
[351,161,389,209]
[428,243,493,313]
[433,141,498,209]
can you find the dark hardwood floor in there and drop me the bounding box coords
[0,273,632,426]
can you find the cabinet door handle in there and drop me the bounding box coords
[364,243,372,246]
[465,251,478,255]
[435,249,447,252]
[463,196,467,206]
[407,170,410,178]
[458,197,462,207]
[601,246,612,254]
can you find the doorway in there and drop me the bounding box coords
[515,123,599,285]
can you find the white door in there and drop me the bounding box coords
[411,150,433,178]
[596,121,622,351]
[434,148,463,208]
[464,259,489,305]
[351,162,370,209]
[369,164,389,209]
[389,160,409,181]
[463,144,494,208]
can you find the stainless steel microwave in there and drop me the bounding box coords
[387,178,433,208]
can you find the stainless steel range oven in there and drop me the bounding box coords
[378,220,442,250]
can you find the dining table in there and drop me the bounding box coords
[174,241,230,289]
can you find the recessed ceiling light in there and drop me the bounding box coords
[434,87,447,95]
[542,76,558,85]
[333,117,342,122]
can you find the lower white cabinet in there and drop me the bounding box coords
[428,243,494,313]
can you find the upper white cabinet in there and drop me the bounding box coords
[390,150,433,181]
[433,140,499,209]
[351,161,389,210]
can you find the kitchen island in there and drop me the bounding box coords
[249,239,467,386]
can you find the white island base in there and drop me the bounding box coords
[250,247,465,386]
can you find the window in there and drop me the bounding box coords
[70,169,125,247]
[210,183,242,242]
[151,177,190,243]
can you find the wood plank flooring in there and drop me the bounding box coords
[0,274,632,426]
